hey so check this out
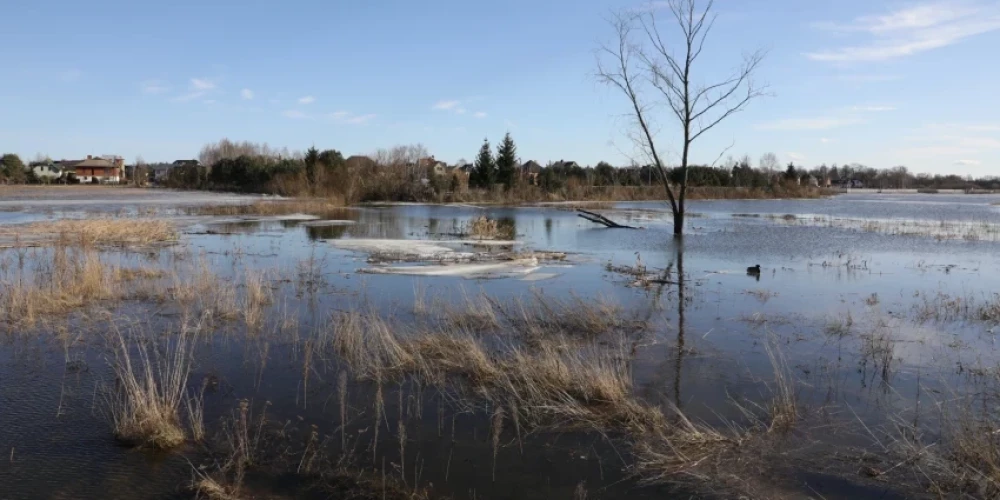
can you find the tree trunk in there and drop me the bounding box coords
[673,210,684,235]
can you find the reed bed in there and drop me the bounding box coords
[0,218,178,246]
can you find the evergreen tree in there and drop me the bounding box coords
[0,154,26,183]
[495,132,518,190]
[784,163,798,181]
[304,146,319,188]
[472,139,495,189]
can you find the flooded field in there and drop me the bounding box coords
[3,188,1000,499]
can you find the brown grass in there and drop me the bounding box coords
[103,324,196,449]
[465,215,515,240]
[0,219,178,246]
[0,245,171,327]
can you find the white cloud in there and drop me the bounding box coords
[455,108,467,114]
[432,100,461,110]
[756,116,863,131]
[786,152,806,162]
[190,78,216,91]
[955,159,982,165]
[241,89,254,100]
[171,78,218,102]
[345,113,376,125]
[172,91,206,102]
[474,112,488,118]
[820,138,832,143]
[282,110,309,119]
[298,96,315,104]
[327,111,376,125]
[807,1,1000,62]
[141,80,169,94]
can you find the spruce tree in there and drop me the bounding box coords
[472,138,495,189]
[495,132,518,190]
[304,146,319,188]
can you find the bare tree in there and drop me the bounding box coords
[759,152,779,173]
[598,0,766,235]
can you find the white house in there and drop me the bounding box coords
[31,164,64,182]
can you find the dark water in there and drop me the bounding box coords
[3,192,1000,499]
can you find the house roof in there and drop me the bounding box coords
[73,158,117,168]
[521,160,543,173]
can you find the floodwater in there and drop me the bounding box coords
[3,190,1000,499]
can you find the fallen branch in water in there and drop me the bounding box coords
[577,209,640,229]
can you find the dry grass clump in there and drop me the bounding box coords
[331,309,663,437]
[465,215,515,240]
[103,325,197,449]
[0,244,172,327]
[437,291,643,344]
[0,219,178,246]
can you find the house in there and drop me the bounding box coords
[418,156,449,177]
[148,163,174,183]
[520,160,543,185]
[69,155,125,183]
[803,175,819,188]
[31,163,64,182]
[550,160,581,170]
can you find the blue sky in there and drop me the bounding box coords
[2,0,999,175]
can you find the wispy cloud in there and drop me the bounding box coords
[786,152,806,162]
[473,112,488,118]
[807,1,1000,62]
[955,159,982,165]
[433,100,461,111]
[141,80,169,95]
[282,110,309,119]
[898,123,1000,157]
[345,113,377,125]
[820,137,832,143]
[756,117,863,131]
[241,89,254,100]
[190,78,216,91]
[172,78,218,102]
[326,111,376,125]
[298,96,315,104]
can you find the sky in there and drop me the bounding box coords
[2,0,999,175]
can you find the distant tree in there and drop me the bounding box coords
[495,133,518,190]
[1,153,26,183]
[471,139,495,189]
[304,146,319,189]
[759,152,779,173]
[318,149,345,170]
[595,161,615,185]
[784,163,798,181]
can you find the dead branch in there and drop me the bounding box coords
[577,209,640,229]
